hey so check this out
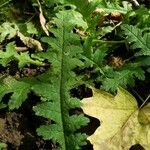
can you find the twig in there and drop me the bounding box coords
[25,13,37,23]
[0,45,3,49]
[24,12,35,15]
[99,21,122,39]
[131,0,140,7]
[132,89,144,102]
[0,0,12,8]
[0,45,29,52]
[140,95,150,108]
[15,47,28,52]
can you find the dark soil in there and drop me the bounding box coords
[0,112,23,149]
[0,93,53,150]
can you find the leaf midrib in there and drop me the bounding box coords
[59,15,67,150]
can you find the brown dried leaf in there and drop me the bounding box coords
[17,32,43,51]
[37,0,49,36]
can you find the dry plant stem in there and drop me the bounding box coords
[25,13,37,23]
[24,12,35,15]
[0,0,12,8]
[132,89,144,102]
[131,0,140,6]
[0,45,28,52]
[140,95,150,108]
[100,22,122,39]
[93,40,125,44]
[15,47,28,52]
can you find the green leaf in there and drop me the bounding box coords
[97,1,132,14]
[0,42,16,66]
[32,10,89,150]
[0,22,18,42]
[0,22,43,51]
[102,67,145,91]
[0,76,30,109]
[67,10,88,30]
[82,87,150,150]
[92,44,109,66]
[0,103,7,109]
[26,22,38,35]
[66,0,99,19]
[0,142,7,150]
[129,6,150,28]
[0,42,44,68]
[16,52,44,68]
[121,24,150,56]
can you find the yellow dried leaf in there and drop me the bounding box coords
[138,103,150,125]
[82,87,150,150]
